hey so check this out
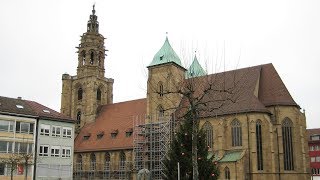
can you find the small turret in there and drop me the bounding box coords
[87,5,99,33]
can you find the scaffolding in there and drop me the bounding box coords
[73,161,132,179]
[133,113,175,180]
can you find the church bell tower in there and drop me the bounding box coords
[60,5,114,131]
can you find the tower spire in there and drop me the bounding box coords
[87,4,99,33]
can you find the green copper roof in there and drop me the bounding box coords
[149,37,182,67]
[186,55,206,78]
[218,151,243,162]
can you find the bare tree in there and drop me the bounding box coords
[0,153,22,180]
[148,61,245,180]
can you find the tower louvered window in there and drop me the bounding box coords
[202,121,213,149]
[231,119,242,146]
[256,120,263,170]
[105,152,110,170]
[82,51,86,65]
[282,118,294,170]
[159,82,164,97]
[77,154,82,170]
[90,52,94,65]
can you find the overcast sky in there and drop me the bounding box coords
[0,0,319,128]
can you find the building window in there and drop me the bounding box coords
[0,120,14,132]
[78,87,83,100]
[76,111,81,129]
[159,82,164,97]
[82,51,86,65]
[51,146,60,157]
[77,154,83,170]
[311,157,315,162]
[90,52,94,65]
[97,88,102,100]
[105,152,110,170]
[202,121,213,149]
[256,120,263,170]
[40,124,50,136]
[16,122,34,134]
[63,127,72,138]
[316,156,320,162]
[311,135,320,141]
[224,166,230,180]
[0,163,4,175]
[90,153,96,171]
[120,151,126,169]
[312,168,316,175]
[62,147,71,158]
[282,118,294,170]
[158,105,164,119]
[0,141,8,153]
[39,145,49,156]
[52,126,61,137]
[231,119,242,146]
[310,146,314,151]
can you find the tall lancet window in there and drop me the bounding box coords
[78,87,83,100]
[224,166,230,180]
[97,88,101,100]
[231,119,242,146]
[120,151,126,170]
[158,105,164,119]
[90,153,96,171]
[90,51,94,65]
[256,120,263,170]
[159,82,164,97]
[202,121,213,149]
[282,118,294,170]
[82,51,86,65]
[76,111,81,128]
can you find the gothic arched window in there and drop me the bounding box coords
[224,166,230,180]
[282,118,294,170]
[82,51,86,65]
[158,105,164,119]
[202,121,213,149]
[159,82,164,97]
[256,120,263,170]
[105,152,110,167]
[78,87,83,100]
[120,151,126,169]
[77,154,83,170]
[231,119,242,146]
[90,153,96,171]
[97,88,101,100]
[76,111,81,128]
[90,51,94,65]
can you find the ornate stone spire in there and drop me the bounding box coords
[87,4,99,33]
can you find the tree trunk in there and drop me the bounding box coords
[192,112,199,180]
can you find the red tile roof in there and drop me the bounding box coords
[176,63,298,118]
[74,98,146,152]
[75,63,299,152]
[0,96,72,122]
[307,128,320,137]
[25,100,73,122]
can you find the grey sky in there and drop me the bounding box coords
[0,0,319,128]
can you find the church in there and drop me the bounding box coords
[60,6,310,180]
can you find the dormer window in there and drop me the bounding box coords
[160,55,164,61]
[83,134,91,140]
[97,131,104,139]
[125,128,133,137]
[43,109,50,113]
[16,105,24,109]
[111,129,118,138]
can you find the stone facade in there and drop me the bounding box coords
[60,6,113,132]
[66,6,310,180]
